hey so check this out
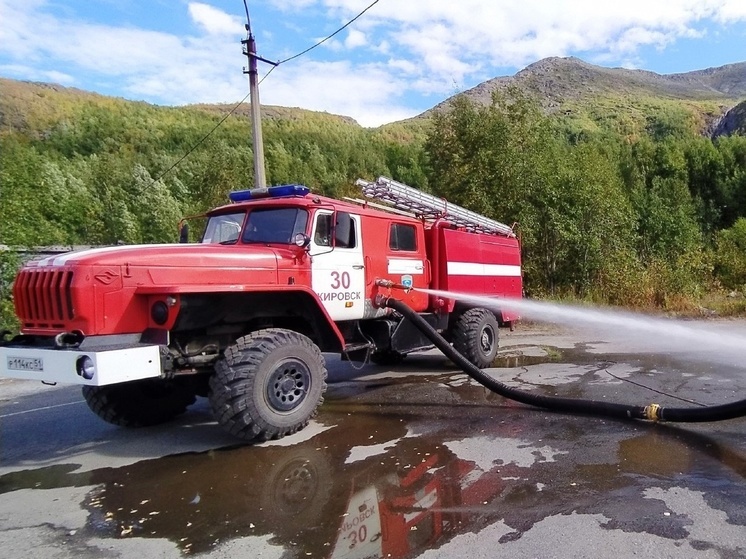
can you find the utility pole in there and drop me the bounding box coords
[242,26,275,189]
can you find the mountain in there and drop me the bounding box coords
[424,57,746,137]
[453,57,746,106]
[2,56,746,139]
[185,102,360,126]
[0,78,360,136]
[713,100,746,137]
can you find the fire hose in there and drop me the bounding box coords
[381,296,746,423]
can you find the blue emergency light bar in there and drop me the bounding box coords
[229,184,310,202]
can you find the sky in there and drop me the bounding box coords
[1,1,746,127]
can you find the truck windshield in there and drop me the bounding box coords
[242,208,309,244]
[201,212,245,244]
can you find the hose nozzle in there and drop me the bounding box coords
[375,278,412,293]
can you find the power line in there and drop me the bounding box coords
[152,91,251,185]
[259,0,381,84]
[155,0,382,182]
[276,0,381,65]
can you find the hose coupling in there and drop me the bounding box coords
[374,294,392,308]
[375,278,412,293]
[644,403,662,422]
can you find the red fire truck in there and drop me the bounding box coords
[0,177,522,440]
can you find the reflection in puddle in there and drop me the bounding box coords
[491,349,564,369]
[0,408,744,557]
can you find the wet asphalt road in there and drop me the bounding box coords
[0,320,745,558]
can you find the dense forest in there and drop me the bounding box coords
[1,73,746,332]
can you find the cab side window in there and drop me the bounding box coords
[314,214,332,246]
[314,212,357,248]
[335,212,356,248]
[389,223,417,251]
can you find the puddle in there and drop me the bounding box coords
[491,349,563,369]
[1,406,744,557]
[1,340,745,556]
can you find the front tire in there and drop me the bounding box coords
[451,308,499,369]
[82,379,196,427]
[209,329,328,441]
[258,447,333,524]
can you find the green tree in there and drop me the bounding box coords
[715,135,746,227]
[425,90,635,297]
[0,137,66,245]
[129,164,184,243]
[0,250,21,334]
[714,218,746,289]
[683,137,725,234]
[621,137,702,262]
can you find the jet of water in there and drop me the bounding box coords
[418,288,746,361]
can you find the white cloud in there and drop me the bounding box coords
[261,59,419,126]
[345,28,366,48]
[43,70,76,84]
[187,2,244,36]
[318,0,746,72]
[62,27,181,75]
[269,0,317,10]
[716,1,746,21]
[0,0,247,104]
[0,0,47,60]
[0,64,75,85]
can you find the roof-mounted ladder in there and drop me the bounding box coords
[355,176,515,237]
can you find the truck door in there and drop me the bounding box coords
[311,210,366,321]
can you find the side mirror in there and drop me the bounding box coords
[179,224,189,244]
[294,233,311,248]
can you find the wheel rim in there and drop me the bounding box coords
[267,358,312,412]
[274,460,316,510]
[480,325,495,356]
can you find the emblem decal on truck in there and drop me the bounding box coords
[94,269,119,285]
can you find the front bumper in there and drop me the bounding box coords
[1,343,162,386]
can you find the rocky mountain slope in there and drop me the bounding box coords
[425,57,746,137]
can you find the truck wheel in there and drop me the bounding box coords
[451,308,499,369]
[82,379,197,427]
[209,329,328,441]
[370,349,406,366]
[258,447,333,524]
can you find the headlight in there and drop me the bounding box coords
[151,301,169,325]
[76,355,95,380]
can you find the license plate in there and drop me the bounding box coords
[7,356,44,372]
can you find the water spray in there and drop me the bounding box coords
[378,291,746,424]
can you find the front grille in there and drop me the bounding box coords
[13,269,75,326]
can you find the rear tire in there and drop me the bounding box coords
[82,379,196,427]
[209,329,327,441]
[451,308,499,369]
